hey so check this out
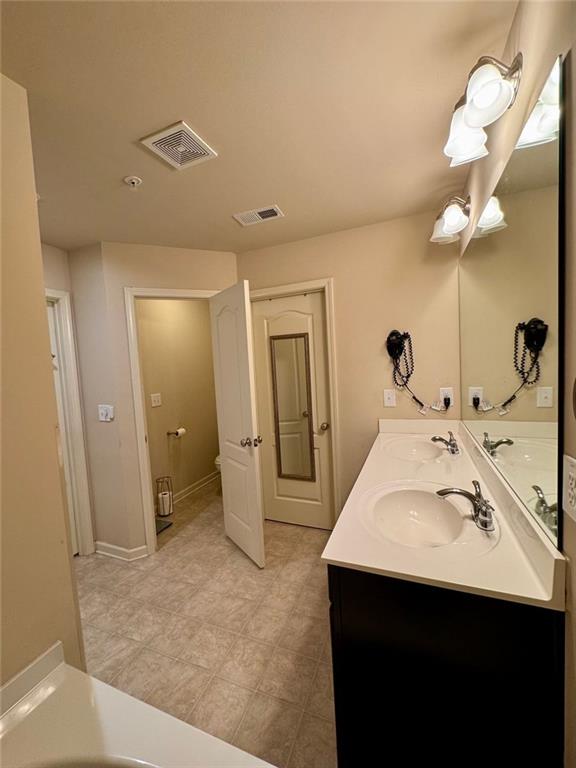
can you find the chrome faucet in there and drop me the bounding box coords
[436,480,496,532]
[532,485,558,532]
[431,431,460,455]
[482,431,514,457]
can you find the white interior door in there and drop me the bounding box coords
[47,301,79,555]
[210,280,265,567]
[253,292,334,529]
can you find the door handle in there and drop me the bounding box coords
[320,422,330,431]
[253,435,263,447]
[240,437,253,447]
[302,410,309,418]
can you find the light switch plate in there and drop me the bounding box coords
[536,386,553,407]
[383,389,396,407]
[468,386,483,406]
[98,404,114,422]
[150,393,162,407]
[563,454,576,523]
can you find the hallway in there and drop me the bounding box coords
[75,482,336,768]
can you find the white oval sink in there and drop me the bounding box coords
[373,489,463,548]
[385,437,443,462]
[492,439,556,471]
[359,481,499,558]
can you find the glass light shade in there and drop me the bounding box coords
[442,203,469,235]
[516,103,559,149]
[430,218,459,244]
[478,196,504,229]
[464,63,515,128]
[444,106,488,159]
[472,220,508,238]
[449,144,489,167]
[540,59,560,105]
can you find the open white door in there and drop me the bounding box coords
[210,280,265,568]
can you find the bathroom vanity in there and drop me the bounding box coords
[322,422,565,767]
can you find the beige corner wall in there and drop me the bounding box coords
[135,299,219,498]
[460,184,558,421]
[563,49,576,768]
[462,1,575,248]
[1,75,83,683]
[69,242,236,552]
[42,242,71,292]
[238,210,460,501]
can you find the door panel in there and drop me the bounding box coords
[253,292,334,529]
[210,281,265,567]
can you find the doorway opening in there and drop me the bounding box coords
[134,296,221,543]
[45,288,94,556]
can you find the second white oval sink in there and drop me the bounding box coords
[373,489,463,548]
[385,437,443,462]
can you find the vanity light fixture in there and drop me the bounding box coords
[472,195,508,238]
[444,101,489,166]
[516,60,560,149]
[429,196,470,244]
[463,54,523,128]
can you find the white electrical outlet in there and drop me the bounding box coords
[150,392,162,407]
[536,386,553,408]
[468,386,483,406]
[439,387,454,408]
[564,454,576,522]
[383,389,396,407]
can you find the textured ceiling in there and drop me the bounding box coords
[1,1,517,253]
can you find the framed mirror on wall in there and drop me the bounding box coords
[459,56,564,548]
[269,333,316,482]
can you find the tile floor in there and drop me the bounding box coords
[75,481,336,768]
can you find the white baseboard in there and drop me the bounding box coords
[1,641,64,716]
[173,471,220,503]
[95,541,148,562]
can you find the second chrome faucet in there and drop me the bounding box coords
[436,480,496,532]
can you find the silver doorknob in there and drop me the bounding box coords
[320,422,330,431]
[302,410,309,418]
[254,435,263,446]
[240,437,253,447]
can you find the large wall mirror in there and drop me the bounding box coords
[459,57,563,547]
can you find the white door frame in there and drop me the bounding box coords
[125,287,219,555]
[250,278,342,517]
[45,288,95,555]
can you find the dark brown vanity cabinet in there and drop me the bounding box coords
[328,565,565,767]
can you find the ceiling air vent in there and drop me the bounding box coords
[233,205,285,227]
[140,121,217,170]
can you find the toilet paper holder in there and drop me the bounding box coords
[167,427,187,438]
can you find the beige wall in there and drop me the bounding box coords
[238,210,460,501]
[42,242,71,292]
[69,242,236,551]
[460,184,558,421]
[1,75,83,683]
[462,1,575,249]
[135,298,219,497]
[563,49,576,768]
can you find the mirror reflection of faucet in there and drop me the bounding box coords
[482,431,514,457]
[431,431,460,455]
[532,485,558,533]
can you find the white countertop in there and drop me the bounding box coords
[0,653,271,768]
[322,420,565,610]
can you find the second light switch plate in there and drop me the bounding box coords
[150,393,162,407]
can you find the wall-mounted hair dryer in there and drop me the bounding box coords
[386,330,427,411]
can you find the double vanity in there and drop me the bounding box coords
[322,420,565,767]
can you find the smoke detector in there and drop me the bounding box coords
[233,205,285,227]
[140,121,217,170]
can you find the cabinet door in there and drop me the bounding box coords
[328,565,564,768]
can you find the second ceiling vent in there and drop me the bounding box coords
[140,121,217,170]
[233,205,285,226]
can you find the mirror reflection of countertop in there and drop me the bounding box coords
[322,420,564,610]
